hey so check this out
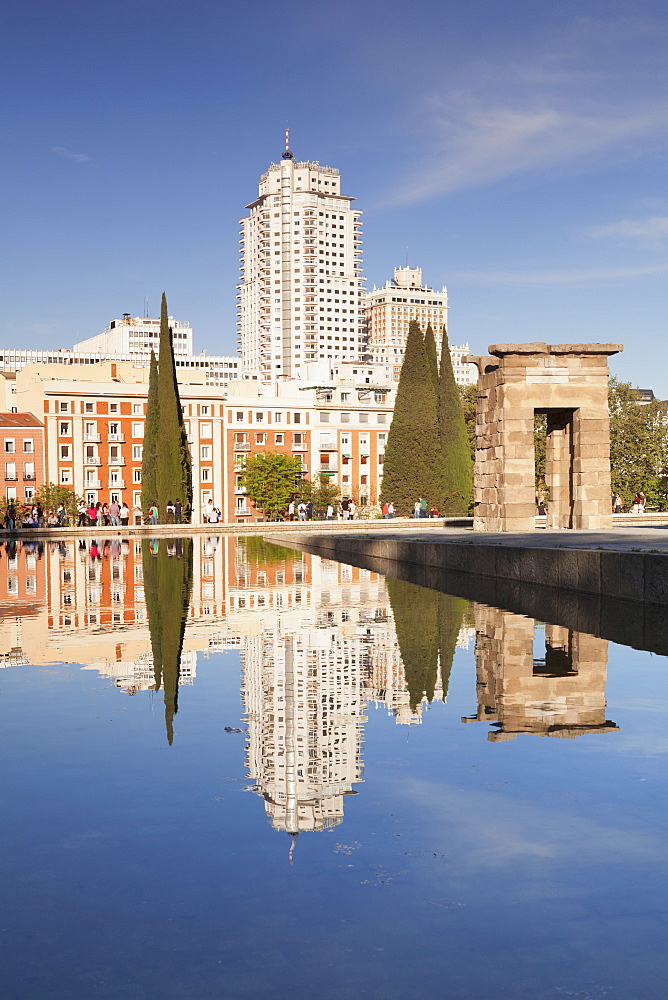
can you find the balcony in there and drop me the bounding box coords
[4,475,17,482]
[318,462,337,472]
[107,433,125,443]
[291,443,308,451]
[108,457,125,466]
[84,457,102,466]
[84,433,101,443]
[23,474,36,481]
[234,442,251,451]
[85,479,102,490]
[318,442,337,451]
[108,480,125,489]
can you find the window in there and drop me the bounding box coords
[4,439,15,453]
[85,402,95,413]
[275,433,284,444]
[109,403,119,414]
[274,412,282,423]
[23,439,33,453]
[60,445,70,460]
[341,392,349,402]
[201,468,211,482]
[133,403,142,414]
[201,405,210,416]
[201,445,211,460]
[5,462,17,480]
[359,412,369,423]
[293,413,301,423]
[132,445,142,460]
[236,411,244,423]
[132,422,143,438]
[133,468,142,483]
[255,412,264,423]
[377,413,387,424]
[24,462,34,480]
[200,422,212,438]
[60,469,71,485]
[59,402,69,413]
[255,433,266,445]
[294,433,303,445]
[109,445,121,462]
[341,412,350,423]
[320,412,330,422]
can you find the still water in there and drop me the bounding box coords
[0,535,667,1000]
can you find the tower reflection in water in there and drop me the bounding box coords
[0,536,618,838]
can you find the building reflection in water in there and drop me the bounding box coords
[462,604,619,741]
[0,536,618,838]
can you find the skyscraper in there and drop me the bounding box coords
[237,135,364,377]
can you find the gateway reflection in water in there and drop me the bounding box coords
[0,535,617,840]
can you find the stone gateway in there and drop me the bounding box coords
[466,343,622,532]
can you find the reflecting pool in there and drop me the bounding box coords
[1,535,667,999]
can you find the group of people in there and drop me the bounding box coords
[611,492,647,514]
[4,503,68,531]
[148,499,187,525]
[286,498,356,521]
[412,498,439,519]
[77,500,131,527]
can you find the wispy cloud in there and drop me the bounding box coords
[383,97,668,206]
[51,145,91,163]
[587,215,668,248]
[454,263,668,286]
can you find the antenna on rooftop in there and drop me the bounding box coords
[144,296,149,318]
[282,125,294,160]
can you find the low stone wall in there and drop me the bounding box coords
[265,531,668,656]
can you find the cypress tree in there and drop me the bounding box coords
[154,293,193,519]
[438,325,473,513]
[380,320,444,515]
[143,538,194,745]
[141,350,159,516]
[424,323,439,393]
[387,578,440,710]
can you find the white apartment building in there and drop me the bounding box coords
[75,314,194,356]
[362,266,477,385]
[237,144,364,378]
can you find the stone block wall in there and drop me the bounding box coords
[468,343,622,531]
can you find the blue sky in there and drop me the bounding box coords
[3,0,667,392]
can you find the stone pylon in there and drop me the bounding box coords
[466,343,622,531]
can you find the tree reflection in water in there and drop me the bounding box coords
[142,537,194,744]
[386,578,468,710]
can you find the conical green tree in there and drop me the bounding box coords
[141,350,159,516]
[143,537,194,745]
[424,323,439,393]
[437,591,469,699]
[387,578,440,710]
[380,320,444,515]
[438,325,473,513]
[154,293,193,519]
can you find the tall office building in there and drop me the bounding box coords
[237,136,364,377]
[362,266,477,385]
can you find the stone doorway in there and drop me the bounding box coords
[466,343,622,531]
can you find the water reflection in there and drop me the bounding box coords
[462,606,619,740]
[142,538,194,744]
[0,535,619,834]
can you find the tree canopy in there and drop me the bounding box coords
[609,378,668,508]
[380,320,444,515]
[438,325,472,513]
[241,452,303,519]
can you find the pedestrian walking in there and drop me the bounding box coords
[174,499,183,524]
[148,503,159,525]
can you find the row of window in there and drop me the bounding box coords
[58,421,214,438]
[55,402,215,416]
[3,439,34,452]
